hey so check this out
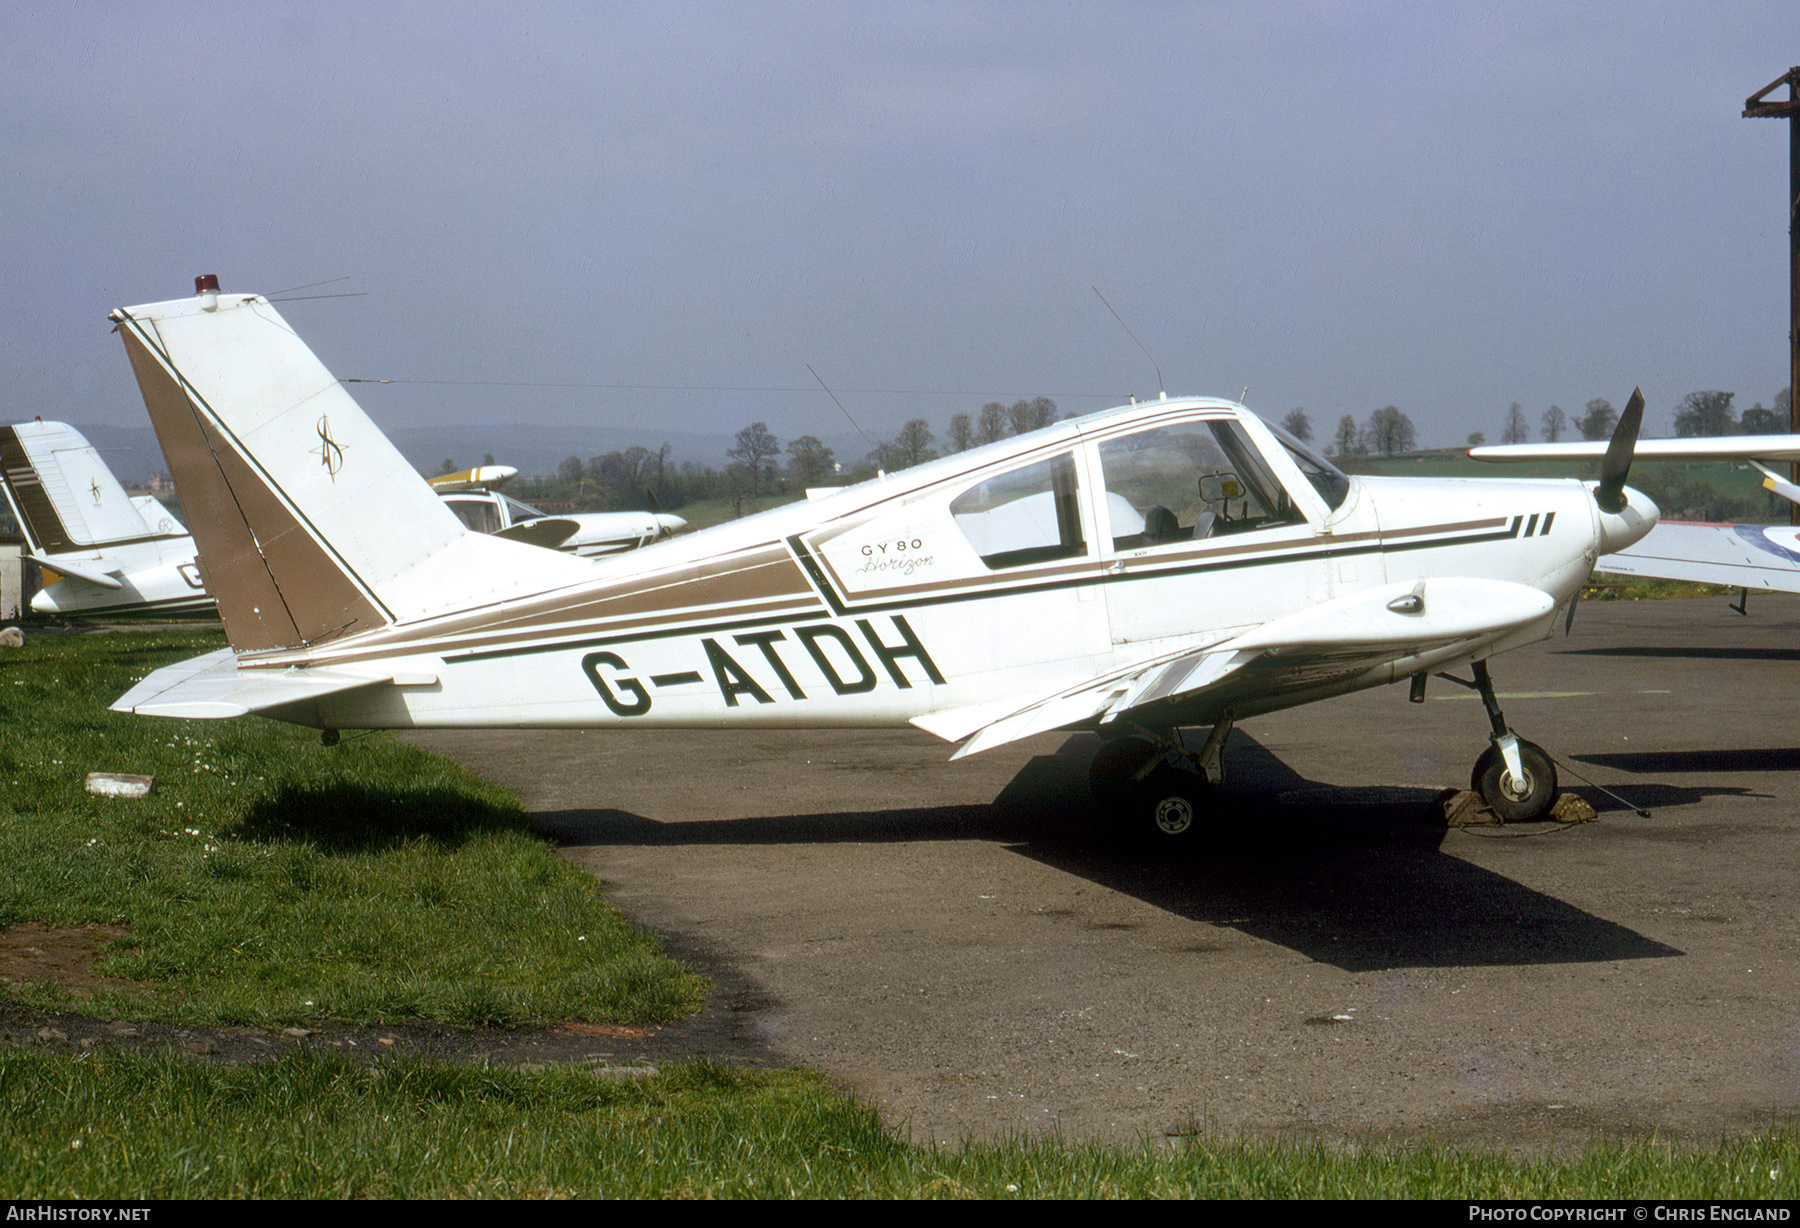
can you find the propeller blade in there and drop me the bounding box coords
[1594,386,1645,513]
[644,486,672,540]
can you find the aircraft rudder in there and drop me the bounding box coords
[113,288,439,649]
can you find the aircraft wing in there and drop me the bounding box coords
[492,517,581,550]
[913,577,1556,758]
[1597,521,1800,594]
[111,648,435,720]
[428,465,519,492]
[1469,436,1800,463]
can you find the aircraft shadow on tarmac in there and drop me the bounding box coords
[1559,644,1800,663]
[1574,746,1800,775]
[534,732,1682,975]
[1008,734,1680,973]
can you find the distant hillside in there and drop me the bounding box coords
[62,421,871,483]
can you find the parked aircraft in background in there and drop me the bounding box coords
[1470,435,1800,597]
[109,279,1658,835]
[426,465,686,557]
[2,423,683,619]
[0,420,210,617]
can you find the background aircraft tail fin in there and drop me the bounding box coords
[0,421,183,555]
[111,282,591,652]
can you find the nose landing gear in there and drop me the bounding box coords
[1454,659,1558,822]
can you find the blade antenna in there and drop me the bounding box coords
[1093,287,1164,399]
[1594,387,1646,513]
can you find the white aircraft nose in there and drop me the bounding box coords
[1597,484,1658,556]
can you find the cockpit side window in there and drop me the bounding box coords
[502,494,546,525]
[443,495,502,535]
[1261,418,1351,510]
[1098,420,1307,551]
[950,452,1086,570]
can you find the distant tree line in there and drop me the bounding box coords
[497,396,1070,516]
[1479,387,1793,448]
[1325,406,1418,458]
[433,381,1800,520]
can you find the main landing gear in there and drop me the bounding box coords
[1088,716,1233,846]
[1090,657,1563,841]
[1439,659,1558,823]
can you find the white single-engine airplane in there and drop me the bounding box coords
[110,279,1660,836]
[1,420,211,617]
[1470,435,1800,597]
[428,472,687,558]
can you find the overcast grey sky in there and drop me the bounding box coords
[2,1,1794,454]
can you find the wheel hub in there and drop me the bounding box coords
[1153,795,1195,836]
[1500,769,1534,802]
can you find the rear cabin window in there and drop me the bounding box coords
[950,453,1086,570]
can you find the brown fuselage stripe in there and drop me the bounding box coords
[239,547,821,669]
[234,514,1531,671]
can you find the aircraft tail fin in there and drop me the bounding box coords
[0,421,185,555]
[111,281,592,652]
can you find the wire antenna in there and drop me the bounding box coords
[1093,286,1164,399]
[808,364,877,454]
[267,275,354,297]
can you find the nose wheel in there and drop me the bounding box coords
[1471,738,1556,822]
[1462,659,1558,823]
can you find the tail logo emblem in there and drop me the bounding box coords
[314,416,346,480]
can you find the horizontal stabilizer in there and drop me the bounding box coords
[111,648,431,719]
[28,554,123,590]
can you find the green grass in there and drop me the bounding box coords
[4,629,1797,1198]
[0,628,703,1027]
[1582,575,1739,601]
[0,1048,1794,1198]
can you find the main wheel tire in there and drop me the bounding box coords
[1139,764,1209,845]
[1089,735,1163,805]
[1090,739,1211,846]
[1471,740,1557,822]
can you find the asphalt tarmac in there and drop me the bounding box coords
[407,596,1800,1150]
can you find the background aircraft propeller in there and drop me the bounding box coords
[1594,386,1645,514]
[645,486,675,541]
